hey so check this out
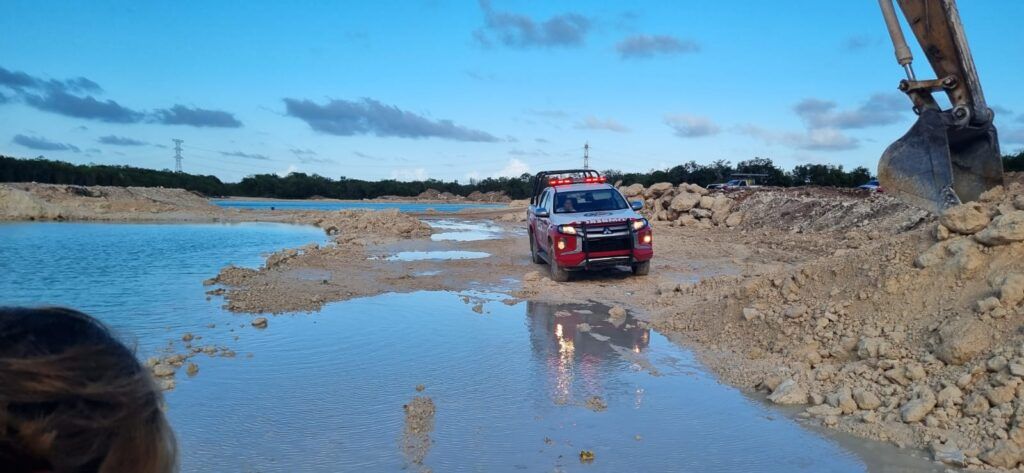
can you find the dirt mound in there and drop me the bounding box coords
[310,209,431,243]
[653,179,1024,467]
[735,187,927,235]
[0,182,218,221]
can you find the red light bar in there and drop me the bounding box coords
[548,175,605,186]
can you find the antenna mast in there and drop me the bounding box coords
[583,142,590,169]
[172,139,184,173]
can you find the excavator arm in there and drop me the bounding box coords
[877,0,1003,212]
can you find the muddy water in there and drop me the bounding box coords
[0,222,941,472]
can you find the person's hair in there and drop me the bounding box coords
[0,307,177,473]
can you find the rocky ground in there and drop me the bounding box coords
[10,176,1024,469]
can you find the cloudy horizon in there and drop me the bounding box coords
[1,1,1022,183]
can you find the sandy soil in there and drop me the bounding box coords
[11,177,1024,469]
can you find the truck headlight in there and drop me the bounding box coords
[631,219,649,231]
[557,225,577,235]
[642,234,652,244]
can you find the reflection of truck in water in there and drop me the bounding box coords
[525,300,651,403]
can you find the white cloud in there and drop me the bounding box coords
[465,158,531,182]
[277,164,299,177]
[390,167,428,181]
[664,114,720,138]
[575,116,630,133]
[736,124,858,151]
[496,158,530,177]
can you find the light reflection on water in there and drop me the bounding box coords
[0,222,936,472]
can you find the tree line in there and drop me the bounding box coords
[2,152,1022,200]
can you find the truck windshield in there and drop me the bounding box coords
[553,189,628,214]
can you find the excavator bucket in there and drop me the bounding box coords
[878,108,1003,213]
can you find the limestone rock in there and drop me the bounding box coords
[856,337,891,360]
[768,379,808,405]
[999,274,1024,308]
[742,307,760,322]
[669,193,701,212]
[986,385,1016,406]
[690,208,712,219]
[676,215,697,226]
[698,196,715,210]
[914,240,950,268]
[252,317,268,329]
[900,387,936,423]
[647,182,673,197]
[980,440,1023,469]
[963,393,990,416]
[724,212,743,227]
[976,297,1002,313]
[932,442,966,467]
[976,211,1024,246]
[939,202,990,234]
[935,317,993,365]
[936,385,963,406]
[152,364,175,377]
[784,304,808,319]
[852,388,882,410]
[622,183,645,197]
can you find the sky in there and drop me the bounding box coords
[1,0,1022,183]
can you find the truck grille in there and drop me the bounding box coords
[579,223,631,253]
[583,236,631,253]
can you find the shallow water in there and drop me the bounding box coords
[213,199,505,213]
[0,222,940,472]
[0,222,326,352]
[429,219,504,242]
[383,250,491,261]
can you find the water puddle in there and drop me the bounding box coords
[163,292,937,472]
[381,251,490,261]
[428,219,504,242]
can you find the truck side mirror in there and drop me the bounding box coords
[631,201,643,211]
[533,206,550,218]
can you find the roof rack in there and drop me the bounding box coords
[530,169,603,205]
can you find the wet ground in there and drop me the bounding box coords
[0,221,945,472]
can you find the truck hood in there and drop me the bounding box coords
[548,208,640,226]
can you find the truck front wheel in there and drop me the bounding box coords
[632,261,650,276]
[549,260,570,282]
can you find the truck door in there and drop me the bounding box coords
[535,189,551,245]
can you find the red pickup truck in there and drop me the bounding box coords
[527,170,653,282]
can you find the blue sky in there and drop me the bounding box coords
[1,1,1022,183]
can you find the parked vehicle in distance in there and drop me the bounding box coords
[708,179,761,191]
[527,170,654,282]
[858,179,884,193]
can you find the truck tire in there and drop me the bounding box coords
[529,233,543,264]
[549,260,570,282]
[632,261,650,276]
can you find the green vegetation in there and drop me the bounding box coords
[2,153,1021,200]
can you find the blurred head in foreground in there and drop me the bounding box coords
[0,307,176,473]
